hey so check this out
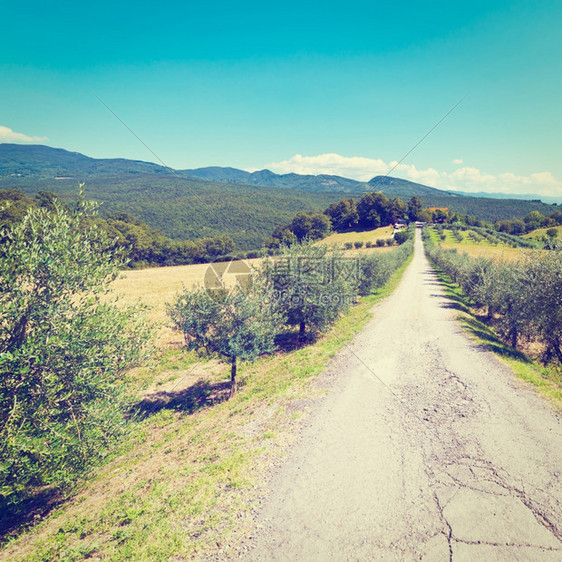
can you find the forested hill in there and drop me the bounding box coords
[0,143,558,248]
[0,145,346,250]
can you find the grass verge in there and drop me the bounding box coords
[1,256,413,561]
[432,267,561,410]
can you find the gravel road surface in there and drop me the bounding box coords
[240,229,562,561]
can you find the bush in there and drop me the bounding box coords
[0,195,151,508]
[354,241,364,249]
[394,229,410,245]
[344,242,353,250]
[365,241,373,248]
[358,238,414,296]
[376,239,385,247]
[386,238,395,246]
[263,242,358,339]
[168,277,281,395]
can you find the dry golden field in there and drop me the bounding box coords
[321,225,395,246]
[111,258,261,324]
[111,232,398,325]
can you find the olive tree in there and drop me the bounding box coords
[0,194,151,507]
[168,276,281,395]
[263,242,359,340]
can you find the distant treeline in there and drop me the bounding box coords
[494,210,562,235]
[268,192,562,248]
[0,189,239,268]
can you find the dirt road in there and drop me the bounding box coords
[240,230,562,560]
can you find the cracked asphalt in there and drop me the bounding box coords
[239,229,562,561]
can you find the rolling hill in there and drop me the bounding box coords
[0,143,558,248]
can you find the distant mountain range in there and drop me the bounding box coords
[2,143,559,203]
[0,143,559,249]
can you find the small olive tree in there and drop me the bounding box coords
[263,242,359,340]
[0,194,151,507]
[168,276,281,395]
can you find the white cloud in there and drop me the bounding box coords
[452,158,463,165]
[263,153,562,197]
[0,125,48,143]
[262,153,388,182]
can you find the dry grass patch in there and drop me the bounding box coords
[321,226,395,246]
[112,259,261,324]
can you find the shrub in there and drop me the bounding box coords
[168,277,281,396]
[386,238,395,246]
[0,194,151,508]
[344,242,353,250]
[354,241,364,249]
[394,229,410,245]
[263,242,358,340]
[376,239,385,247]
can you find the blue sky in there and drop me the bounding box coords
[1,0,561,196]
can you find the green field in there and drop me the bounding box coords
[523,225,562,240]
[429,226,524,260]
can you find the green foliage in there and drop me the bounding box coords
[354,241,364,249]
[407,196,424,221]
[344,242,353,250]
[325,199,359,230]
[167,277,282,394]
[358,238,414,296]
[0,189,236,268]
[263,243,358,339]
[2,174,344,251]
[270,212,331,246]
[423,226,562,364]
[394,228,411,245]
[495,210,562,236]
[0,195,152,509]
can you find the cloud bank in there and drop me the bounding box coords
[263,153,561,197]
[0,125,48,143]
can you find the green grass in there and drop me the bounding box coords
[428,226,523,260]
[1,255,414,561]
[432,267,562,410]
[522,225,562,240]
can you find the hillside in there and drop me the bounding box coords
[0,144,559,246]
[0,154,347,251]
[187,166,559,221]
[185,166,363,192]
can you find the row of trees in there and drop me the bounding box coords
[169,231,415,395]
[495,210,562,235]
[424,228,562,364]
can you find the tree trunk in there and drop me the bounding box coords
[510,327,518,349]
[299,320,306,341]
[230,356,237,397]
